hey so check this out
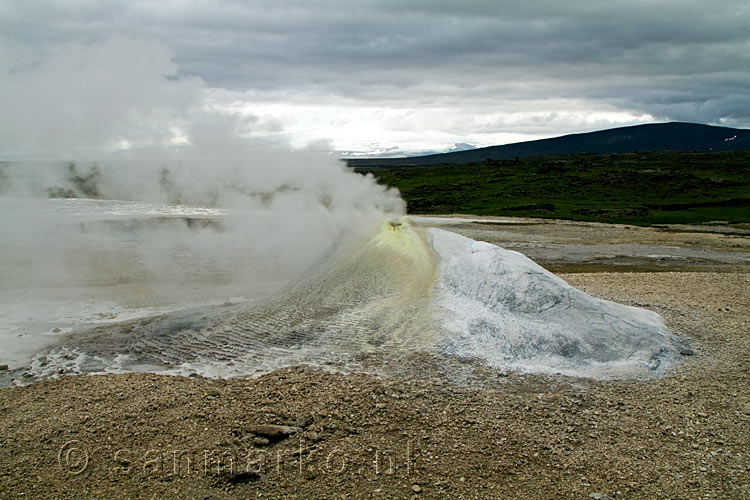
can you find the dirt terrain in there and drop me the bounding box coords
[413,216,750,273]
[1,218,748,499]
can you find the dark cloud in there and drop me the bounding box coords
[1,0,748,151]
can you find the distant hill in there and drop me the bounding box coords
[345,122,750,167]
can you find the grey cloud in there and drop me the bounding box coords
[1,0,749,141]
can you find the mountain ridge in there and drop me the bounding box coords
[345,122,750,167]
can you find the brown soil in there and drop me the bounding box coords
[1,223,749,499]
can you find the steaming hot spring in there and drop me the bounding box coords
[12,211,687,383]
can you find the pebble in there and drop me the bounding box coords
[305,431,321,442]
[295,416,312,428]
[254,437,270,446]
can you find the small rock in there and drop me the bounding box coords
[589,493,612,500]
[295,416,312,428]
[253,437,270,447]
[248,424,303,439]
[680,348,695,356]
[241,434,270,447]
[411,484,422,493]
[305,431,321,442]
[219,470,260,484]
[0,364,8,371]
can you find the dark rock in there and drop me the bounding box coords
[217,471,260,484]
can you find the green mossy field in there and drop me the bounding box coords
[352,151,750,225]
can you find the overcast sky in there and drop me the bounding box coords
[2,0,749,155]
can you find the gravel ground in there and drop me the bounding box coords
[422,217,750,273]
[1,222,749,499]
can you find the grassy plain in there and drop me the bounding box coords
[353,151,750,225]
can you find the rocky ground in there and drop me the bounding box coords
[1,220,749,499]
[414,216,750,273]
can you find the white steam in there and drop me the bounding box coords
[0,36,404,305]
[0,35,202,156]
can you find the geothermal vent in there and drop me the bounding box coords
[28,218,686,381]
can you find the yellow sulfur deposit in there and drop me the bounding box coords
[369,217,432,265]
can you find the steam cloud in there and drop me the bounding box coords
[0,36,404,301]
